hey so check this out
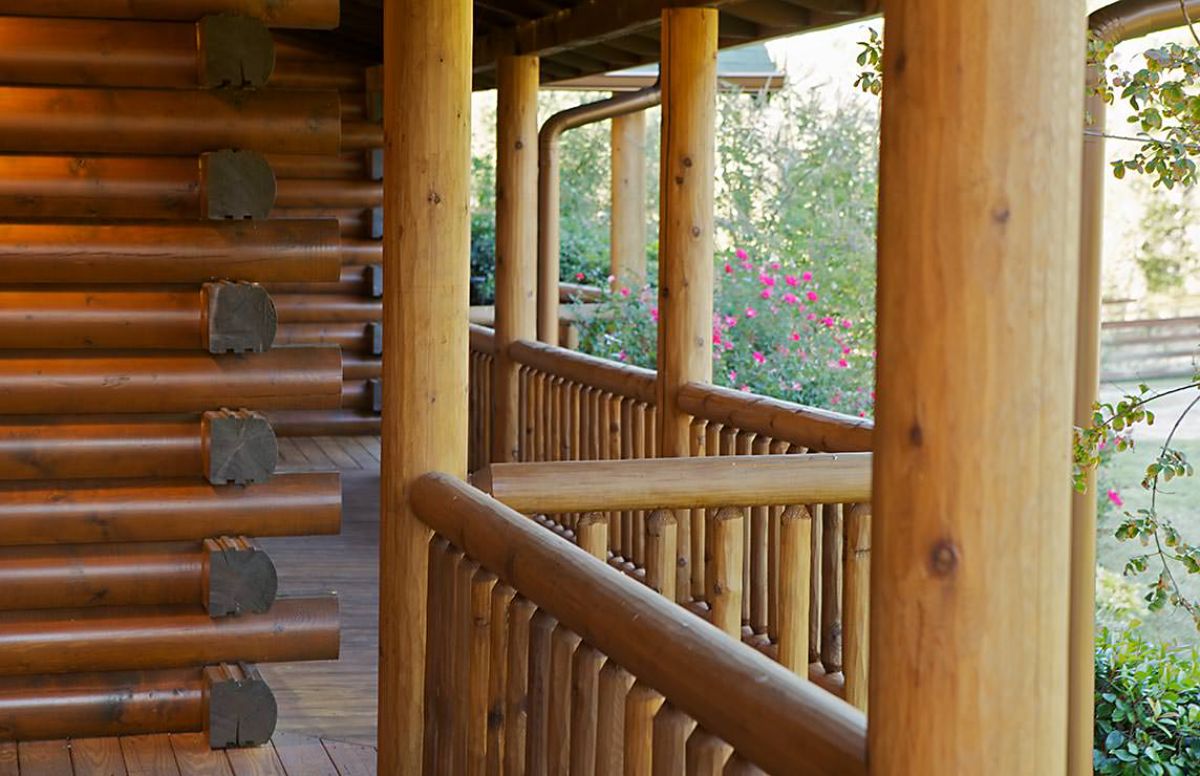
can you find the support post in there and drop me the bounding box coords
[494,55,540,462]
[379,0,472,773]
[870,0,1084,773]
[656,7,716,459]
[1069,64,1106,776]
[611,110,648,289]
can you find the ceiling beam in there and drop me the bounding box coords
[473,0,740,74]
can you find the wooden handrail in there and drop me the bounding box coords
[508,339,656,404]
[473,453,871,514]
[411,473,868,776]
[469,324,496,356]
[678,381,874,453]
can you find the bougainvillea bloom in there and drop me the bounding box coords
[759,274,776,287]
[807,291,819,302]
[842,319,853,329]
[782,293,798,305]
[785,275,799,287]
[575,272,586,281]
[725,263,734,274]
[790,332,801,342]
[802,271,813,282]
[735,248,749,260]
[806,312,817,321]
[1107,489,1124,508]
[620,287,631,298]
[745,307,758,318]
[760,289,773,300]
[838,358,849,368]
[752,351,766,364]
[650,307,659,322]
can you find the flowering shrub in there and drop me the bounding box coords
[576,248,876,417]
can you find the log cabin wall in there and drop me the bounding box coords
[0,7,345,746]
[268,43,385,437]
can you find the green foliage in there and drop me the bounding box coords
[1094,626,1200,774]
[854,28,884,96]
[1133,181,1200,293]
[1098,567,1149,630]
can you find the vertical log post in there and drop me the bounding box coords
[657,7,717,605]
[871,0,1084,773]
[611,111,648,289]
[1069,62,1106,776]
[378,0,472,773]
[494,55,540,462]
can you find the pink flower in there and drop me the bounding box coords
[806,313,817,321]
[620,287,631,298]
[735,248,749,260]
[842,346,852,355]
[724,315,738,327]
[752,351,766,364]
[1107,489,1124,508]
[785,275,799,287]
[724,263,734,274]
[821,316,835,328]
[759,274,776,287]
[728,370,738,381]
[837,358,849,368]
[790,332,801,342]
[739,385,752,393]
[650,307,659,322]
[740,260,754,271]
[869,391,876,400]
[713,331,723,346]
[617,350,628,362]
[575,272,585,281]
[806,291,819,302]
[842,319,853,330]
[782,293,798,305]
[745,307,758,318]
[723,340,734,351]
[760,288,773,300]
[769,261,781,271]
[802,271,813,282]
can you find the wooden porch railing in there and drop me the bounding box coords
[411,472,867,776]
[468,324,496,473]
[475,454,873,709]
[467,332,876,707]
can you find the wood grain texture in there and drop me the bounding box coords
[870,0,1085,772]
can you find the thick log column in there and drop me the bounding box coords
[870,1,1084,773]
[379,0,472,773]
[493,55,540,463]
[612,111,648,288]
[656,8,717,602]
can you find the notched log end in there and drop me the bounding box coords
[201,149,277,220]
[205,281,278,354]
[199,15,276,89]
[205,663,278,748]
[205,537,279,616]
[203,409,279,485]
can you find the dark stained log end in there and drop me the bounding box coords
[198,16,276,89]
[367,322,384,356]
[201,149,278,220]
[204,281,278,354]
[205,663,277,748]
[366,265,384,298]
[204,537,278,616]
[368,378,383,414]
[369,206,383,239]
[203,409,278,485]
[368,148,384,181]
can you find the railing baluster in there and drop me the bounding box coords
[807,502,823,666]
[467,568,498,776]
[708,507,744,638]
[736,432,753,627]
[820,503,843,676]
[504,598,536,776]
[778,506,812,679]
[425,538,453,775]
[595,663,634,776]
[548,625,582,773]
[487,584,517,776]
[452,559,481,775]
[624,682,665,776]
[645,510,678,602]
[651,704,696,775]
[526,610,558,776]
[688,418,707,601]
[684,729,732,776]
[750,435,770,637]
[569,645,605,776]
[577,512,609,562]
[842,504,871,712]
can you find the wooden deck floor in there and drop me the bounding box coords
[262,437,382,746]
[0,733,377,775]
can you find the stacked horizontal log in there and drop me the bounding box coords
[270,50,383,436]
[0,7,342,747]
